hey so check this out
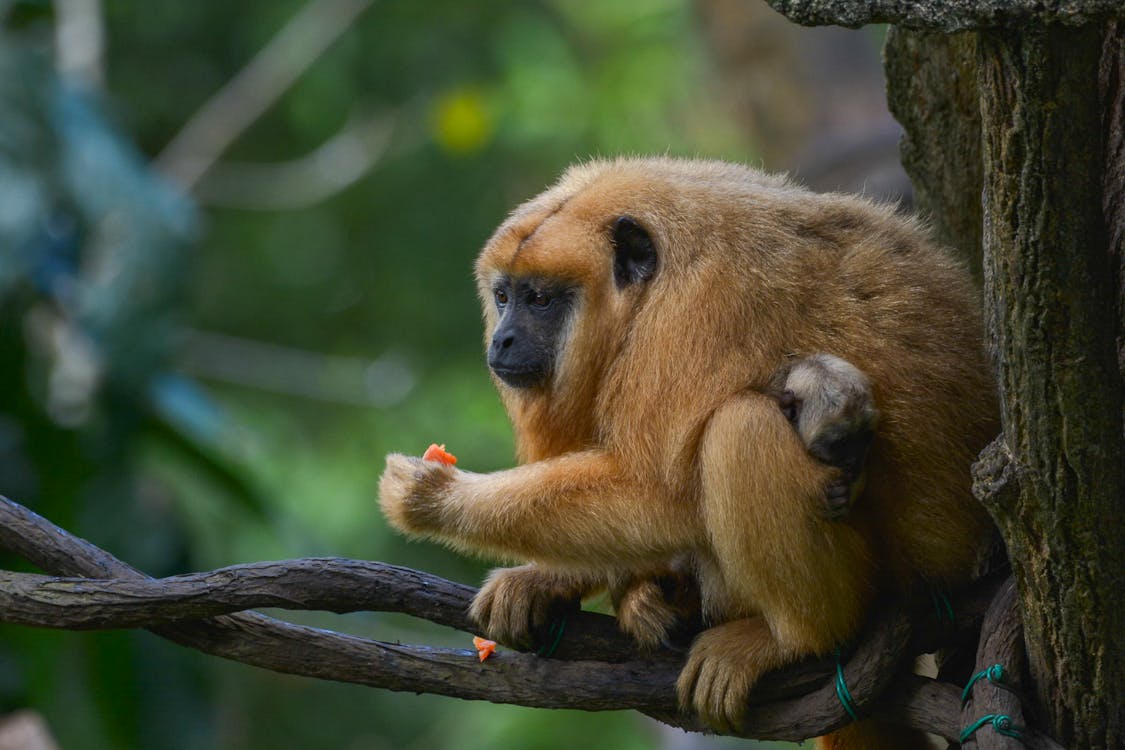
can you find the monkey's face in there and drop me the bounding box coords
[477,204,659,394]
[485,277,576,388]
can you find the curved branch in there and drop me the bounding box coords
[0,495,671,709]
[153,0,375,189]
[192,110,394,210]
[0,561,478,629]
[962,578,1064,750]
[0,559,641,663]
[0,494,1000,742]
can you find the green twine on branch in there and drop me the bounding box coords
[536,616,567,658]
[930,587,955,627]
[960,714,1023,744]
[834,647,860,722]
[962,663,1008,705]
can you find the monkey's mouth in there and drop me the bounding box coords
[490,366,547,389]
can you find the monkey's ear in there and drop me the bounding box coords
[612,216,658,288]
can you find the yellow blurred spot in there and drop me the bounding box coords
[431,89,493,155]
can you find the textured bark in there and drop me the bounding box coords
[0,494,1011,743]
[960,577,1063,750]
[1101,22,1125,390]
[767,0,1124,32]
[977,24,1125,749]
[883,28,983,275]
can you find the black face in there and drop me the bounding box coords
[487,277,575,389]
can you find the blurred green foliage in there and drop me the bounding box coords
[0,1,795,748]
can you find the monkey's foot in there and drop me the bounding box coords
[677,619,779,733]
[470,565,581,650]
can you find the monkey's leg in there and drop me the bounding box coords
[378,450,698,566]
[681,393,874,731]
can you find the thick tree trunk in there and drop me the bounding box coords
[1101,22,1125,389]
[883,29,982,275]
[975,24,1125,748]
[880,12,1125,749]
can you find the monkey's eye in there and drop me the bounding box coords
[494,289,509,307]
[529,291,551,308]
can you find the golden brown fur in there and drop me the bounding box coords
[379,157,997,747]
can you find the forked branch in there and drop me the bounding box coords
[0,494,1020,743]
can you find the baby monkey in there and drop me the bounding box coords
[613,352,879,649]
[777,352,878,520]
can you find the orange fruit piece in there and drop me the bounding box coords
[472,636,496,662]
[422,443,457,466]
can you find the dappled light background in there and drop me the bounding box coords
[0,1,900,748]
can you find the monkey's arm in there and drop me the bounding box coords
[378,450,698,567]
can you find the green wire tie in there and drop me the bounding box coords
[536,616,567,658]
[962,663,1008,705]
[834,647,860,722]
[930,588,955,627]
[960,714,1023,744]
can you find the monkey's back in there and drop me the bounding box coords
[573,158,997,592]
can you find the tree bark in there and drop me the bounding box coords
[976,24,1125,748]
[0,494,1013,743]
[883,28,983,275]
[1101,21,1125,391]
[766,0,1124,31]
[960,577,1029,750]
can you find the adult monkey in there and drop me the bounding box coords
[379,158,997,748]
[476,351,880,654]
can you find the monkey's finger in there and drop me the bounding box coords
[489,594,529,646]
[468,589,493,629]
[694,667,734,734]
[471,569,533,646]
[675,655,703,711]
[720,677,750,735]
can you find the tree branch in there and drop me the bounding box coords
[192,109,394,211]
[153,0,375,190]
[766,0,1125,33]
[962,577,1064,750]
[0,494,1009,742]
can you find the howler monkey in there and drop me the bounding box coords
[379,157,997,749]
[472,353,876,657]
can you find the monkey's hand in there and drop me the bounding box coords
[822,469,853,520]
[821,465,870,520]
[614,578,682,651]
[470,565,585,650]
[612,568,703,651]
[378,453,458,535]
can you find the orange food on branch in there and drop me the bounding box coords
[472,636,496,662]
